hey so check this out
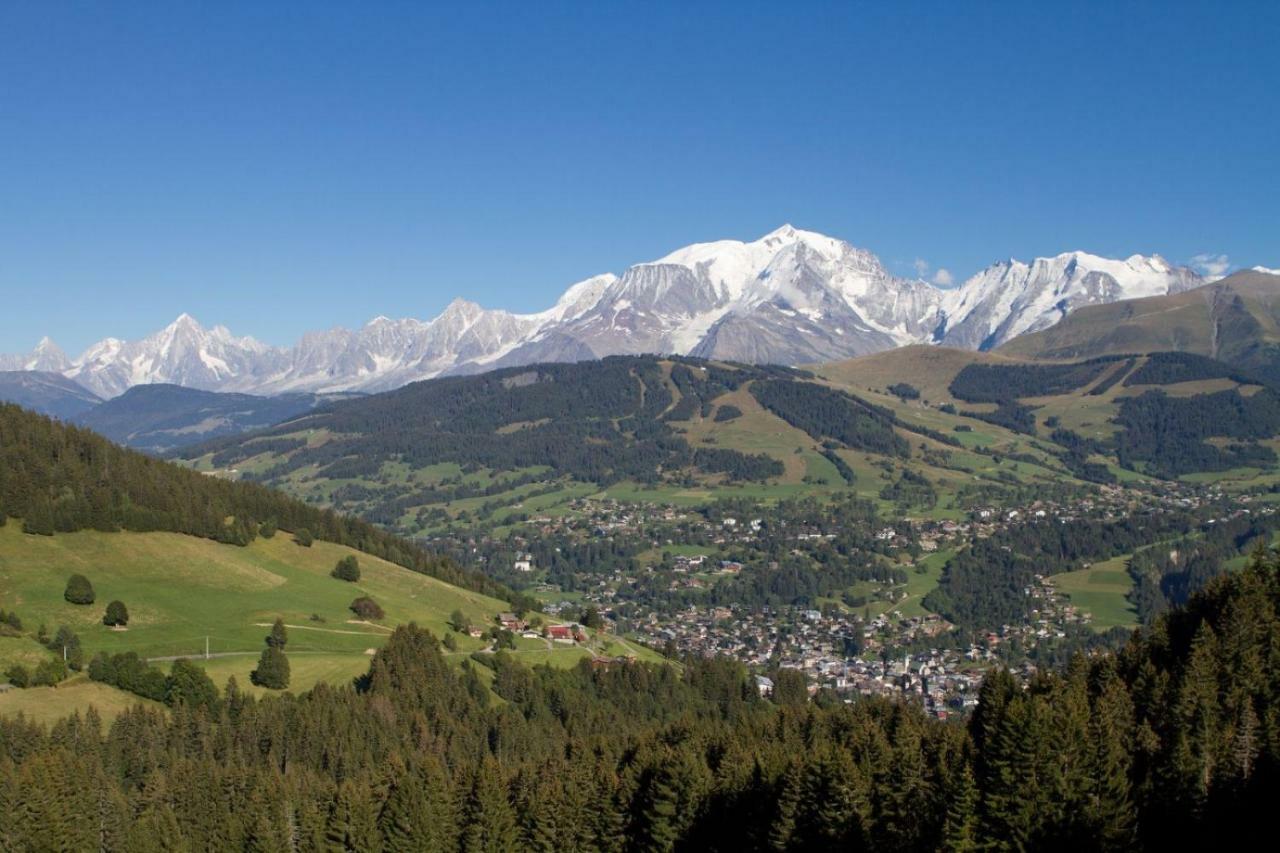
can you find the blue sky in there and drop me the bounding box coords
[2,1,1277,354]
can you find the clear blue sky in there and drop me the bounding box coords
[2,1,1277,354]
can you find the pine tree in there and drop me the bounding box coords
[1086,673,1136,850]
[324,778,381,852]
[940,764,979,852]
[267,617,288,649]
[251,646,290,690]
[1170,622,1222,814]
[380,763,457,853]
[126,804,192,853]
[462,758,518,853]
[768,760,802,852]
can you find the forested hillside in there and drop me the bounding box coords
[73,384,328,453]
[176,356,962,533]
[3,548,1279,849]
[0,403,518,604]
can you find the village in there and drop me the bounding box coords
[437,478,1250,715]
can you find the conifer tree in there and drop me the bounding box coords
[940,764,979,852]
[462,758,519,853]
[251,646,290,690]
[267,617,288,649]
[324,778,381,852]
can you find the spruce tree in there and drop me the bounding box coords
[250,646,290,690]
[324,778,381,852]
[940,764,979,852]
[462,758,519,853]
[267,618,288,649]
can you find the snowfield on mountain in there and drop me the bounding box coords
[3,225,1210,397]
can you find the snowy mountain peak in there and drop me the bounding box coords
[2,227,1208,397]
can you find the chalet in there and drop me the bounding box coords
[498,612,526,631]
[547,625,575,642]
[754,675,774,698]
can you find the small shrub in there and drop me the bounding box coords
[349,597,385,620]
[4,664,31,688]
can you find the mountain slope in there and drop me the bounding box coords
[820,345,1280,482]
[0,522,510,698]
[0,371,101,418]
[1000,268,1280,384]
[175,352,1224,535]
[1,227,1205,396]
[938,251,1202,349]
[73,384,331,452]
[0,401,519,604]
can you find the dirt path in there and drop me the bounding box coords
[251,622,391,636]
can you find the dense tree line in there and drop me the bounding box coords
[949,358,1119,403]
[5,555,1280,849]
[0,403,525,607]
[1114,388,1280,476]
[960,401,1038,435]
[1122,351,1258,388]
[878,469,937,510]
[1087,357,1136,395]
[925,512,1192,628]
[188,358,790,496]
[750,379,909,457]
[1128,512,1280,622]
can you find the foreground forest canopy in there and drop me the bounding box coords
[2,549,1279,850]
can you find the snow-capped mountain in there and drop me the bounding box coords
[936,252,1204,350]
[61,314,283,398]
[1,227,1208,397]
[0,337,71,373]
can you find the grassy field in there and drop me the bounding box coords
[0,522,668,718]
[0,522,522,717]
[0,675,161,724]
[1051,555,1138,631]
[0,523,510,663]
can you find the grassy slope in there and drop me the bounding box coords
[1050,555,1138,631]
[999,271,1280,363]
[0,522,523,715]
[0,676,161,724]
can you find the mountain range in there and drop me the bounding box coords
[0,225,1214,398]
